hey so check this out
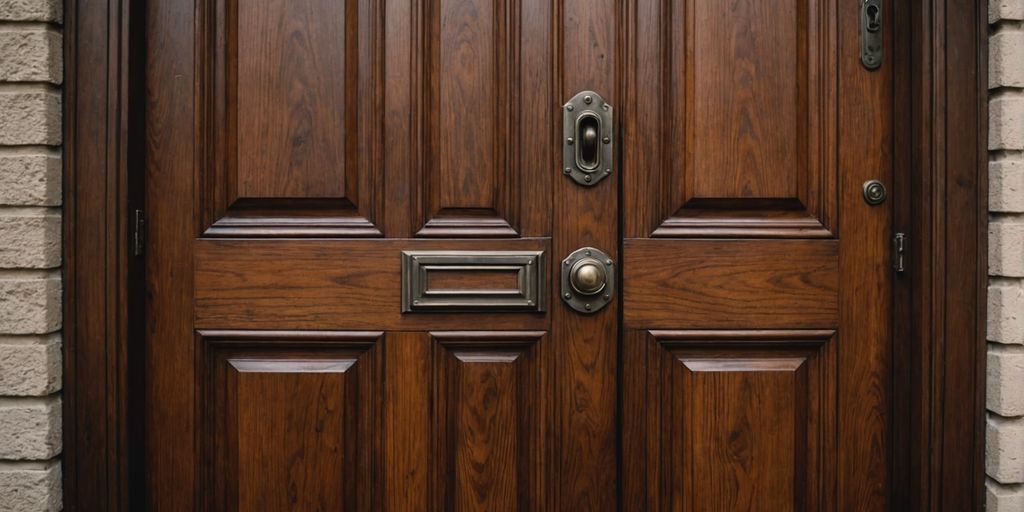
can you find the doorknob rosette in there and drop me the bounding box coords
[561,247,615,314]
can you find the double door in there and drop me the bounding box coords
[143,0,894,509]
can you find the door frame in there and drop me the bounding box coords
[59,0,988,509]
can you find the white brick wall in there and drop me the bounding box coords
[990,1,1024,508]
[0,0,62,510]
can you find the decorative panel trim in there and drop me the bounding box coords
[623,0,839,239]
[429,331,547,510]
[197,330,384,511]
[402,250,545,312]
[624,329,837,510]
[198,0,385,238]
[412,0,523,238]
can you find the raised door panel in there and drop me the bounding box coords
[623,0,838,238]
[199,331,383,511]
[201,0,383,237]
[622,330,837,510]
[432,331,547,511]
[414,0,538,237]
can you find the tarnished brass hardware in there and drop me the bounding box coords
[893,232,907,273]
[563,91,613,186]
[401,251,545,313]
[863,180,887,205]
[570,259,606,295]
[561,247,614,314]
[860,0,882,70]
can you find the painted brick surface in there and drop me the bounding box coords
[992,159,1024,213]
[993,0,1024,23]
[0,209,60,269]
[0,461,61,512]
[0,28,61,83]
[0,335,60,396]
[990,6,1024,501]
[0,2,62,509]
[0,90,60,146]
[0,397,60,460]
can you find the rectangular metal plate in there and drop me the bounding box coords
[401,251,546,313]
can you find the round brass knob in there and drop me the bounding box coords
[570,258,606,295]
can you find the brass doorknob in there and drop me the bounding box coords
[570,258,607,295]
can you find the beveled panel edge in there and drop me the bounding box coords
[403,251,546,313]
[197,329,384,349]
[649,329,837,348]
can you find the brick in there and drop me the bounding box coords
[993,0,1024,22]
[992,219,1024,277]
[0,396,60,459]
[0,28,61,84]
[993,159,1024,213]
[0,460,61,512]
[0,0,61,22]
[992,97,1024,151]
[993,31,1024,89]
[0,208,60,269]
[0,149,60,206]
[991,283,1024,345]
[0,89,60,146]
[0,335,60,396]
[989,480,1024,512]
[990,346,1024,415]
[0,272,60,334]
[989,415,1024,483]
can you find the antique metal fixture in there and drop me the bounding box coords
[561,247,615,314]
[563,91,613,186]
[892,232,907,273]
[401,250,545,312]
[862,179,887,205]
[860,0,882,70]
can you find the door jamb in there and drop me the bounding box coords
[60,0,988,509]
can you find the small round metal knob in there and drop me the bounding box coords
[570,258,606,295]
[863,180,887,205]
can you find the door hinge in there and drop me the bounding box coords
[892,232,906,273]
[132,209,145,256]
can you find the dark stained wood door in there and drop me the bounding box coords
[142,0,893,510]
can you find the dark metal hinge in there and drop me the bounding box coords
[892,232,906,273]
[132,209,145,256]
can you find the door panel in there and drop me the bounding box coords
[200,331,384,511]
[621,0,892,510]
[624,0,838,240]
[145,0,894,509]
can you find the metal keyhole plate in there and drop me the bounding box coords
[563,91,613,187]
[561,247,615,314]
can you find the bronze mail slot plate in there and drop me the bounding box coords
[401,251,546,313]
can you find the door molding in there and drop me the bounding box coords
[60,0,988,509]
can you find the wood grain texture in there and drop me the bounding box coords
[202,0,383,237]
[236,0,353,199]
[200,331,383,512]
[552,0,619,507]
[836,0,893,507]
[622,0,838,239]
[432,331,547,511]
[417,0,522,237]
[384,332,430,512]
[623,239,839,329]
[195,239,549,330]
[144,0,197,506]
[71,0,986,510]
[622,330,836,511]
[692,0,799,200]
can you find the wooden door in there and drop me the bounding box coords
[620,0,893,510]
[143,0,893,510]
